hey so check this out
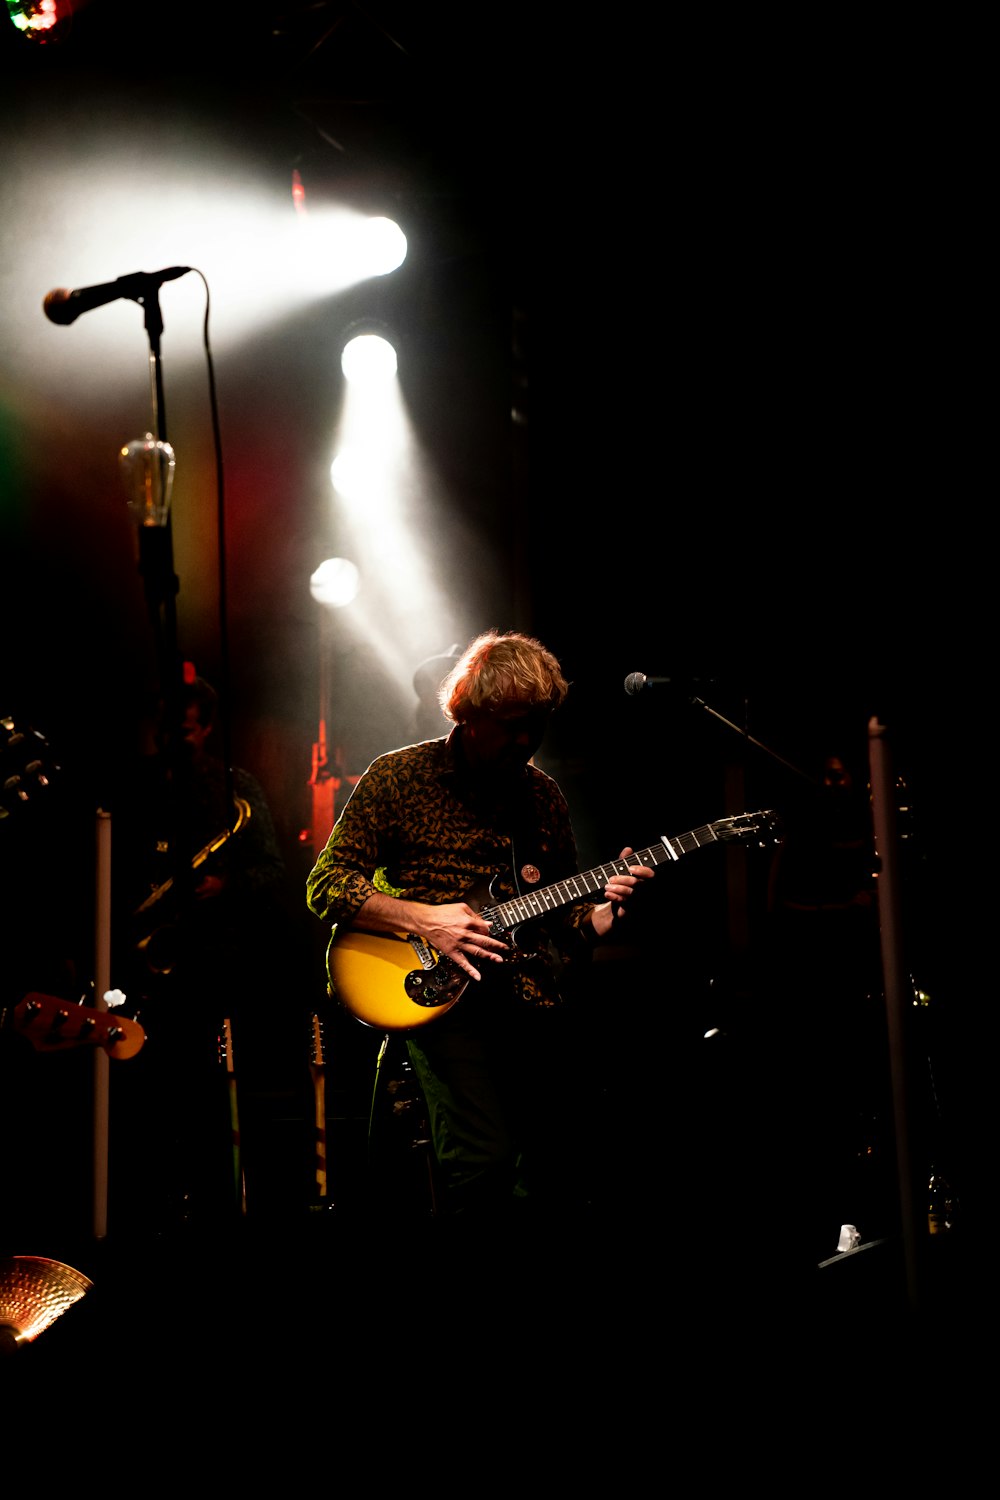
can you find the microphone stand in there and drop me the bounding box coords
[675,688,813,968]
[685,690,815,787]
[131,276,247,1226]
[91,282,192,1239]
[136,276,182,726]
[691,688,920,1313]
[132,279,195,912]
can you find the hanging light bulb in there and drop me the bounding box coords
[119,433,175,528]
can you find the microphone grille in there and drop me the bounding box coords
[43,290,75,326]
[623,672,647,696]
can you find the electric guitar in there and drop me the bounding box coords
[308,1011,329,1205]
[326,809,780,1033]
[217,1016,247,1215]
[12,992,146,1059]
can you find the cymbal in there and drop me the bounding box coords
[0,1255,93,1353]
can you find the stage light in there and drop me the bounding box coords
[287,164,406,272]
[291,206,407,294]
[358,217,407,276]
[5,0,70,42]
[341,333,398,384]
[330,445,373,500]
[310,557,361,609]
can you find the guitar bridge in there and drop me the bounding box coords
[408,933,436,969]
[403,936,467,1009]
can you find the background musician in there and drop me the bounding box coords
[111,672,292,1235]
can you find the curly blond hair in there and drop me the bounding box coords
[439,630,569,724]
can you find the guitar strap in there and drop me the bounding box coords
[507,774,546,901]
[507,776,576,994]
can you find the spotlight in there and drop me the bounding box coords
[341,333,398,384]
[358,217,407,276]
[310,557,361,608]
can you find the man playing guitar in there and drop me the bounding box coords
[307,629,655,1226]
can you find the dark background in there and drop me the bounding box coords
[0,4,988,1256]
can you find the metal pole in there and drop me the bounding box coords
[868,717,920,1310]
[92,808,112,1240]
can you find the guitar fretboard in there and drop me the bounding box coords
[485,819,736,932]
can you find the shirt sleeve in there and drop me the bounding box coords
[305,763,387,929]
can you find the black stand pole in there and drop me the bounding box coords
[136,282,182,734]
[131,282,195,923]
[869,717,920,1312]
[687,692,815,786]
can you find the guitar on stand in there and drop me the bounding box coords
[308,1011,331,1212]
[218,1016,247,1217]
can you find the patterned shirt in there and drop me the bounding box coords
[306,728,596,1008]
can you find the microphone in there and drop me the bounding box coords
[623,672,715,695]
[43,267,192,326]
[624,673,669,694]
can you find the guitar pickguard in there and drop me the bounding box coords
[403,952,468,1008]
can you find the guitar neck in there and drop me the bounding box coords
[486,822,726,933]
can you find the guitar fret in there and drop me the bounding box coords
[495,845,668,923]
[671,824,718,856]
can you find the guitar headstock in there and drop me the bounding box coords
[217,1016,236,1072]
[715,809,783,846]
[309,1010,326,1068]
[1,717,60,822]
[14,993,145,1060]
